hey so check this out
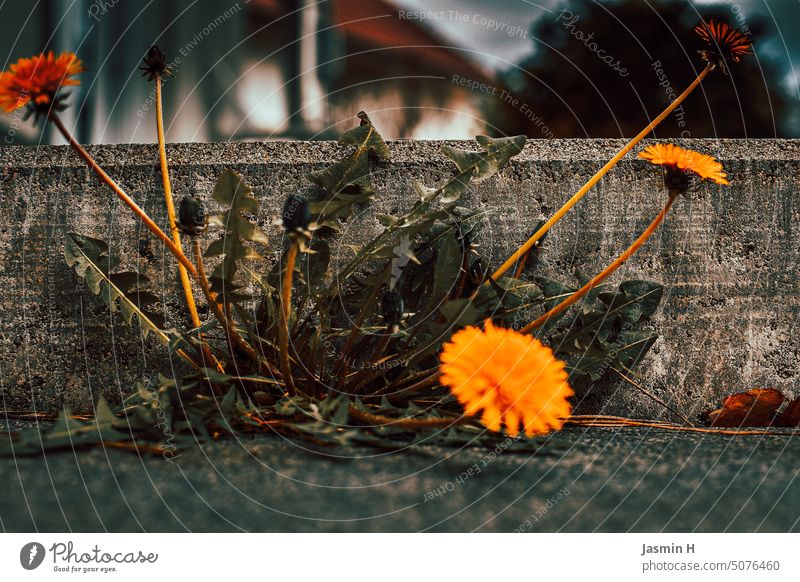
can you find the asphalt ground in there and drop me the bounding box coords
[1,426,798,532]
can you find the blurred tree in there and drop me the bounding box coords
[488,0,788,138]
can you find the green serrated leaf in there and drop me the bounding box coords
[558,280,664,349]
[489,276,543,309]
[417,298,483,361]
[206,169,268,302]
[376,213,397,227]
[0,400,137,456]
[535,276,576,317]
[613,330,659,371]
[301,238,330,291]
[416,135,527,209]
[472,135,527,180]
[430,234,462,303]
[615,280,664,320]
[443,134,526,182]
[438,168,476,204]
[94,396,118,426]
[65,233,188,361]
[307,112,389,223]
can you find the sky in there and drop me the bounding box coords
[394,0,562,70]
[393,0,800,96]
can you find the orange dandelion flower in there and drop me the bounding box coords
[695,20,752,72]
[639,144,729,189]
[439,319,573,437]
[0,51,84,113]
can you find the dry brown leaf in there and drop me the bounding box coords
[706,388,785,427]
[775,398,800,428]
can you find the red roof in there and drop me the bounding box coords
[249,0,493,83]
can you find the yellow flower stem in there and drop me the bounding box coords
[154,76,222,373]
[279,240,299,394]
[520,191,679,334]
[489,63,713,283]
[155,78,200,324]
[48,111,198,277]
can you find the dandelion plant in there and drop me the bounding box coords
[0,17,761,455]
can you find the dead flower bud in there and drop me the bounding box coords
[281,193,311,234]
[178,195,207,235]
[139,45,173,81]
[381,289,404,331]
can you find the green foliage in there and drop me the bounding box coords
[64,233,184,349]
[550,280,664,382]
[442,135,527,184]
[205,169,269,302]
[2,112,666,458]
[0,398,134,455]
[307,111,390,227]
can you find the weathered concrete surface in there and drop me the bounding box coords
[1,427,798,532]
[0,139,798,418]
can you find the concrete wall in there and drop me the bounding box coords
[1,139,798,419]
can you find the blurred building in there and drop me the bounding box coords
[0,0,494,144]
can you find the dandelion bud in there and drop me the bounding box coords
[282,194,311,233]
[178,195,207,235]
[381,289,404,329]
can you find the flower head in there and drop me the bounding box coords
[139,45,172,82]
[639,144,729,191]
[695,19,752,73]
[439,320,573,437]
[0,51,83,114]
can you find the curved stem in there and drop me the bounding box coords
[154,77,221,372]
[49,111,198,277]
[490,63,713,283]
[520,191,679,333]
[192,241,274,377]
[279,240,299,394]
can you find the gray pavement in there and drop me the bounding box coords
[1,427,798,532]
